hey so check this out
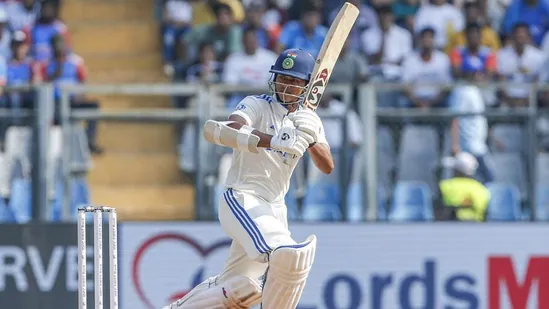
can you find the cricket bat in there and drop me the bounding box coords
[303,2,359,111]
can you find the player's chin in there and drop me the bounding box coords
[285,103,299,112]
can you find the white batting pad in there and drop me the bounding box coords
[163,275,262,309]
[261,235,317,309]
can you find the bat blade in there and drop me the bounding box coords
[302,2,359,111]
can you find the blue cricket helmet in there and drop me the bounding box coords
[269,48,315,81]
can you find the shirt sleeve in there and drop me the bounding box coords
[0,57,7,86]
[76,59,86,82]
[485,52,497,72]
[230,96,262,126]
[278,22,295,49]
[449,48,462,68]
[226,26,242,56]
[222,54,240,84]
[355,53,369,79]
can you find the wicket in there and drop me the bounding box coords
[77,206,119,309]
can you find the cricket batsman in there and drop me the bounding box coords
[163,48,334,308]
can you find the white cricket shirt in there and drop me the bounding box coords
[226,94,329,203]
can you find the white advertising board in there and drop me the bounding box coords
[120,223,549,309]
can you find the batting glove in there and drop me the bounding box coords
[289,109,323,143]
[271,125,314,157]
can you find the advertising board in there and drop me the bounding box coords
[0,223,111,308]
[120,223,549,309]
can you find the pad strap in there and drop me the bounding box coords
[237,125,255,152]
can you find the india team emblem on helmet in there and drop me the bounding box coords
[282,52,298,70]
[282,57,294,69]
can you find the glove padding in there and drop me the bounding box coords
[271,125,315,157]
[289,109,322,143]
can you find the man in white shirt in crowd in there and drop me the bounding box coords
[224,26,277,108]
[414,0,465,49]
[361,4,412,107]
[449,70,495,183]
[401,27,453,108]
[497,23,545,107]
[162,0,192,76]
[5,0,39,32]
[362,5,412,81]
[223,27,277,87]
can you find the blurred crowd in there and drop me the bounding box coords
[160,0,549,104]
[0,0,102,153]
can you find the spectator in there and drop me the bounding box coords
[7,31,37,114]
[330,37,368,85]
[0,8,12,60]
[449,71,494,182]
[502,0,549,46]
[361,5,412,81]
[190,0,245,26]
[261,0,287,38]
[414,0,465,49]
[487,0,511,32]
[185,42,223,83]
[328,0,378,51]
[285,0,321,21]
[223,27,277,86]
[40,35,103,154]
[437,152,490,222]
[446,1,501,53]
[393,0,420,33]
[5,0,40,32]
[184,3,242,63]
[242,1,274,50]
[497,23,545,107]
[162,0,192,76]
[449,23,497,79]
[276,3,327,57]
[27,1,70,63]
[401,27,452,108]
[223,27,277,108]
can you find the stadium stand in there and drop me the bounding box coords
[389,181,433,221]
[491,152,527,198]
[60,0,194,221]
[396,125,440,192]
[486,182,522,221]
[302,181,341,221]
[535,184,549,221]
[490,124,525,153]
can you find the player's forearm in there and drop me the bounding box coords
[308,143,334,174]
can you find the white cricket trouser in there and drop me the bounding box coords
[217,188,296,283]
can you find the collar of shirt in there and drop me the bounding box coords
[271,95,292,116]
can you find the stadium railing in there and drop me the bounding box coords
[52,82,548,222]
